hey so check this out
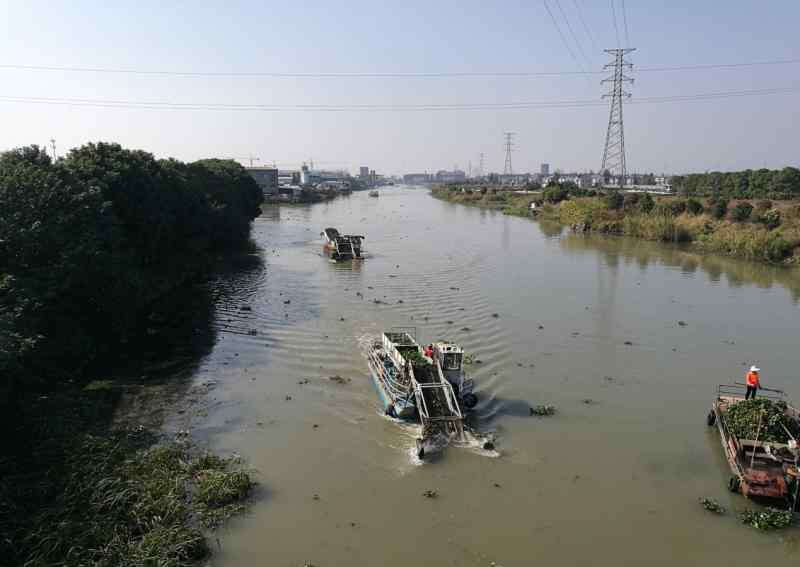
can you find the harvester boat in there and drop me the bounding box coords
[708,384,800,505]
[366,328,478,458]
[321,227,364,261]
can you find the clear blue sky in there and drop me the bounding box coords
[1,1,798,175]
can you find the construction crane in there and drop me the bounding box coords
[229,155,261,167]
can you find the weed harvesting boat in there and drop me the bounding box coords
[321,227,364,261]
[366,328,478,458]
[707,384,800,506]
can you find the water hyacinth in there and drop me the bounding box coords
[738,507,793,530]
[530,405,556,417]
[723,398,800,444]
[699,497,725,514]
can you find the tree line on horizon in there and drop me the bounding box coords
[672,167,800,199]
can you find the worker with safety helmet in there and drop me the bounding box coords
[745,365,761,400]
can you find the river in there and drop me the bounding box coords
[176,186,800,566]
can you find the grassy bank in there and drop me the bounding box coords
[0,385,254,566]
[432,186,800,264]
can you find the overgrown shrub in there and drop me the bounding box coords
[638,193,655,213]
[686,198,704,215]
[761,209,782,230]
[731,202,754,222]
[710,199,729,219]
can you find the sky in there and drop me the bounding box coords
[0,1,799,175]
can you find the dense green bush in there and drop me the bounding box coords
[730,202,754,222]
[710,199,729,219]
[638,193,655,213]
[686,198,704,215]
[0,143,262,384]
[669,200,687,216]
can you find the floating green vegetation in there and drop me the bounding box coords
[724,398,800,444]
[739,507,793,530]
[530,404,556,417]
[699,497,725,514]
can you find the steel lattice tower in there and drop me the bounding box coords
[503,132,515,176]
[600,48,635,185]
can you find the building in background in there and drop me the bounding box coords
[434,169,466,183]
[540,163,550,176]
[403,173,432,185]
[359,166,369,179]
[246,167,279,195]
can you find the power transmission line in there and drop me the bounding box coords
[0,86,795,113]
[543,0,583,70]
[573,0,599,53]
[601,48,635,183]
[610,0,621,48]
[503,133,515,176]
[554,0,592,69]
[0,59,798,78]
[621,0,630,46]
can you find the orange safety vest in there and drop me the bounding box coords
[746,371,760,387]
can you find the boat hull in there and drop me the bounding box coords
[367,351,416,419]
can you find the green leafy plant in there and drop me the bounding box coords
[686,198,704,215]
[724,398,800,443]
[530,404,556,416]
[699,497,725,514]
[739,507,793,530]
[731,202,754,222]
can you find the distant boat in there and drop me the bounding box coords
[369,190,379,197]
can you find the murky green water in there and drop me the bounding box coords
[177,186,800,566]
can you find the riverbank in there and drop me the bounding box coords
[0,143,260,565]
[432,186,800,265]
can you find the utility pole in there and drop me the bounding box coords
[600,48,635,187]
[50,138,57,160]
[503,132,515,176]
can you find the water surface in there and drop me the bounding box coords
[182,187,800,566]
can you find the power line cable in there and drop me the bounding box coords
[0,59,798,78]
[610,0,621,48]
[0,86,795,112]
[573,0,599,53]
[554,0,592,69]
[543,0,583,70]
[621,0,630,46]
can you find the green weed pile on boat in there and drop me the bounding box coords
[723,398,800,443]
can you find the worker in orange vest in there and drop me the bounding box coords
[745,365,761,400]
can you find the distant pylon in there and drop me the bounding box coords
[503,132,515,176]
[600,48,635,186]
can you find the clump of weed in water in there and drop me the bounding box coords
[699,497,725,514]
[739,507,793,530]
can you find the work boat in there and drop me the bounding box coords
[366,329,478,458]
[321,227,365,261]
